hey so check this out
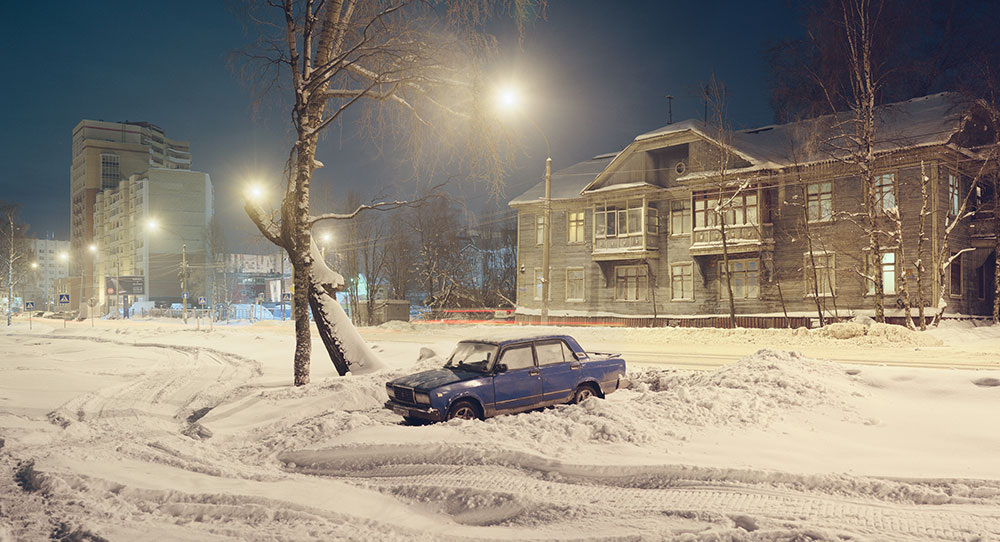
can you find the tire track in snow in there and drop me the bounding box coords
[283,446,1000,541]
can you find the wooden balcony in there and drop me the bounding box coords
[689,223,773,256]
[592,233,658,261]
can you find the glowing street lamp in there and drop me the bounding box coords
[496,84,553,323]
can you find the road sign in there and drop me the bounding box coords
[282,292,291,302]
[25,302,34,309]
[58,294,70,304]
[182,291,189,300]
[198,296,206,306]
[105,276,146,295]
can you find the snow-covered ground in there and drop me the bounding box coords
[2,316,999,541]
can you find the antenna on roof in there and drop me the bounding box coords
[666,95,674,124]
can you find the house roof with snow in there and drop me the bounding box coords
[510,92,983,206]
[508,152,620,206]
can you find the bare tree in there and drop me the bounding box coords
[384,209,416,300]
[410,197,466,312]
[703,77,755,328]
[237,0,529,384]
[1,203,31,326]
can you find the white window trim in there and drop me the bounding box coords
[533,267,551,301]
[863,249,898,296]
[802,251,836,298]
[718,258,761,300]
[613,264,648,302]
[566,211,586,245]
[565,266,585,302]
[805,181,834,224]
[535,215,544,246]
[669,199,692,237]
[670,261,695,302]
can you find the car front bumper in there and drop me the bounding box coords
[384,400,444,421]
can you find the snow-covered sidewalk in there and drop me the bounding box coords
[2,317,999,541]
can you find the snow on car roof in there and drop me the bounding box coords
[459,330,572,345]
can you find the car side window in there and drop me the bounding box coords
[535,340,567,366]
[499,345,535,371]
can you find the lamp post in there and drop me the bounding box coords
[147,219,190,324]
[497,86,553,323]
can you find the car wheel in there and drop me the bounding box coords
[448,400,480,421]
[572,384,597,404]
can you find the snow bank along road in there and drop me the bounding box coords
[2,319,1000,541]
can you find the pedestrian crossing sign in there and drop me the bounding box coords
[25,302,34,309]
[58,294,70,304]
[198,296,206,306]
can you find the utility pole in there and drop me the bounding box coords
[180,243,188,323]
[541,155,552,324]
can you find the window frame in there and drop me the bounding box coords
[614,264,648,302]
[949,251,963,298]
[865,250,898,296]
[876,173,896,211]
[567,211,586,244]
[535,215,544,246]
[803,251,836,298]
[594,199,652,240]
[565,267,585,302]
[718,258,760,300]
[670,262,694,302]
[670,199,692,237]
[948,173,960,216]
[805,181,833,223]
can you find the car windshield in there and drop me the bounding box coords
[444,341,497,373]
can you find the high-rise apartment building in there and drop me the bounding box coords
[69,120,191,313]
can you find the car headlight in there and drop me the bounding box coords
[414,392,430,404]
[385,384,395,399]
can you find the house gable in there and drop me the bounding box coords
[581,123,755,195]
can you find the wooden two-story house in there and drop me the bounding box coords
[510,93,998,326]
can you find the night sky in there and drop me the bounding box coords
[0,0,798,251]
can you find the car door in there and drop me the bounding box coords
[536,339,579,403]
[491,344,542,411]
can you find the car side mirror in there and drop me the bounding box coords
[494,363,507,373]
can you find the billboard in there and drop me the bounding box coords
[105,276,146,296]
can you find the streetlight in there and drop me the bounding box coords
[496,85,553,324]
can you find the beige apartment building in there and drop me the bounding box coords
[69,120,191,313]
[93,168,213,314]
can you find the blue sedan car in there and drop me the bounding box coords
[385,333,627,422]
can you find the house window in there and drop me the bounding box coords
[535,215,544,246]
[670,263,693,301]
[614,265,648,301]
[876,173,895,210]
[670,199,691,236]
[100,154,121,190]
[806,182,833,222]
[949,252,962,298]
[804,252,835,297]
[694,197,719,228]
[566,267,585,302]
[867,251,897,295]
[567,211,585,243]
[694,192,758,228]
[719,259,759,299]
[595,199,649,239]
[948,174,960,216]
[646,206,659,235]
